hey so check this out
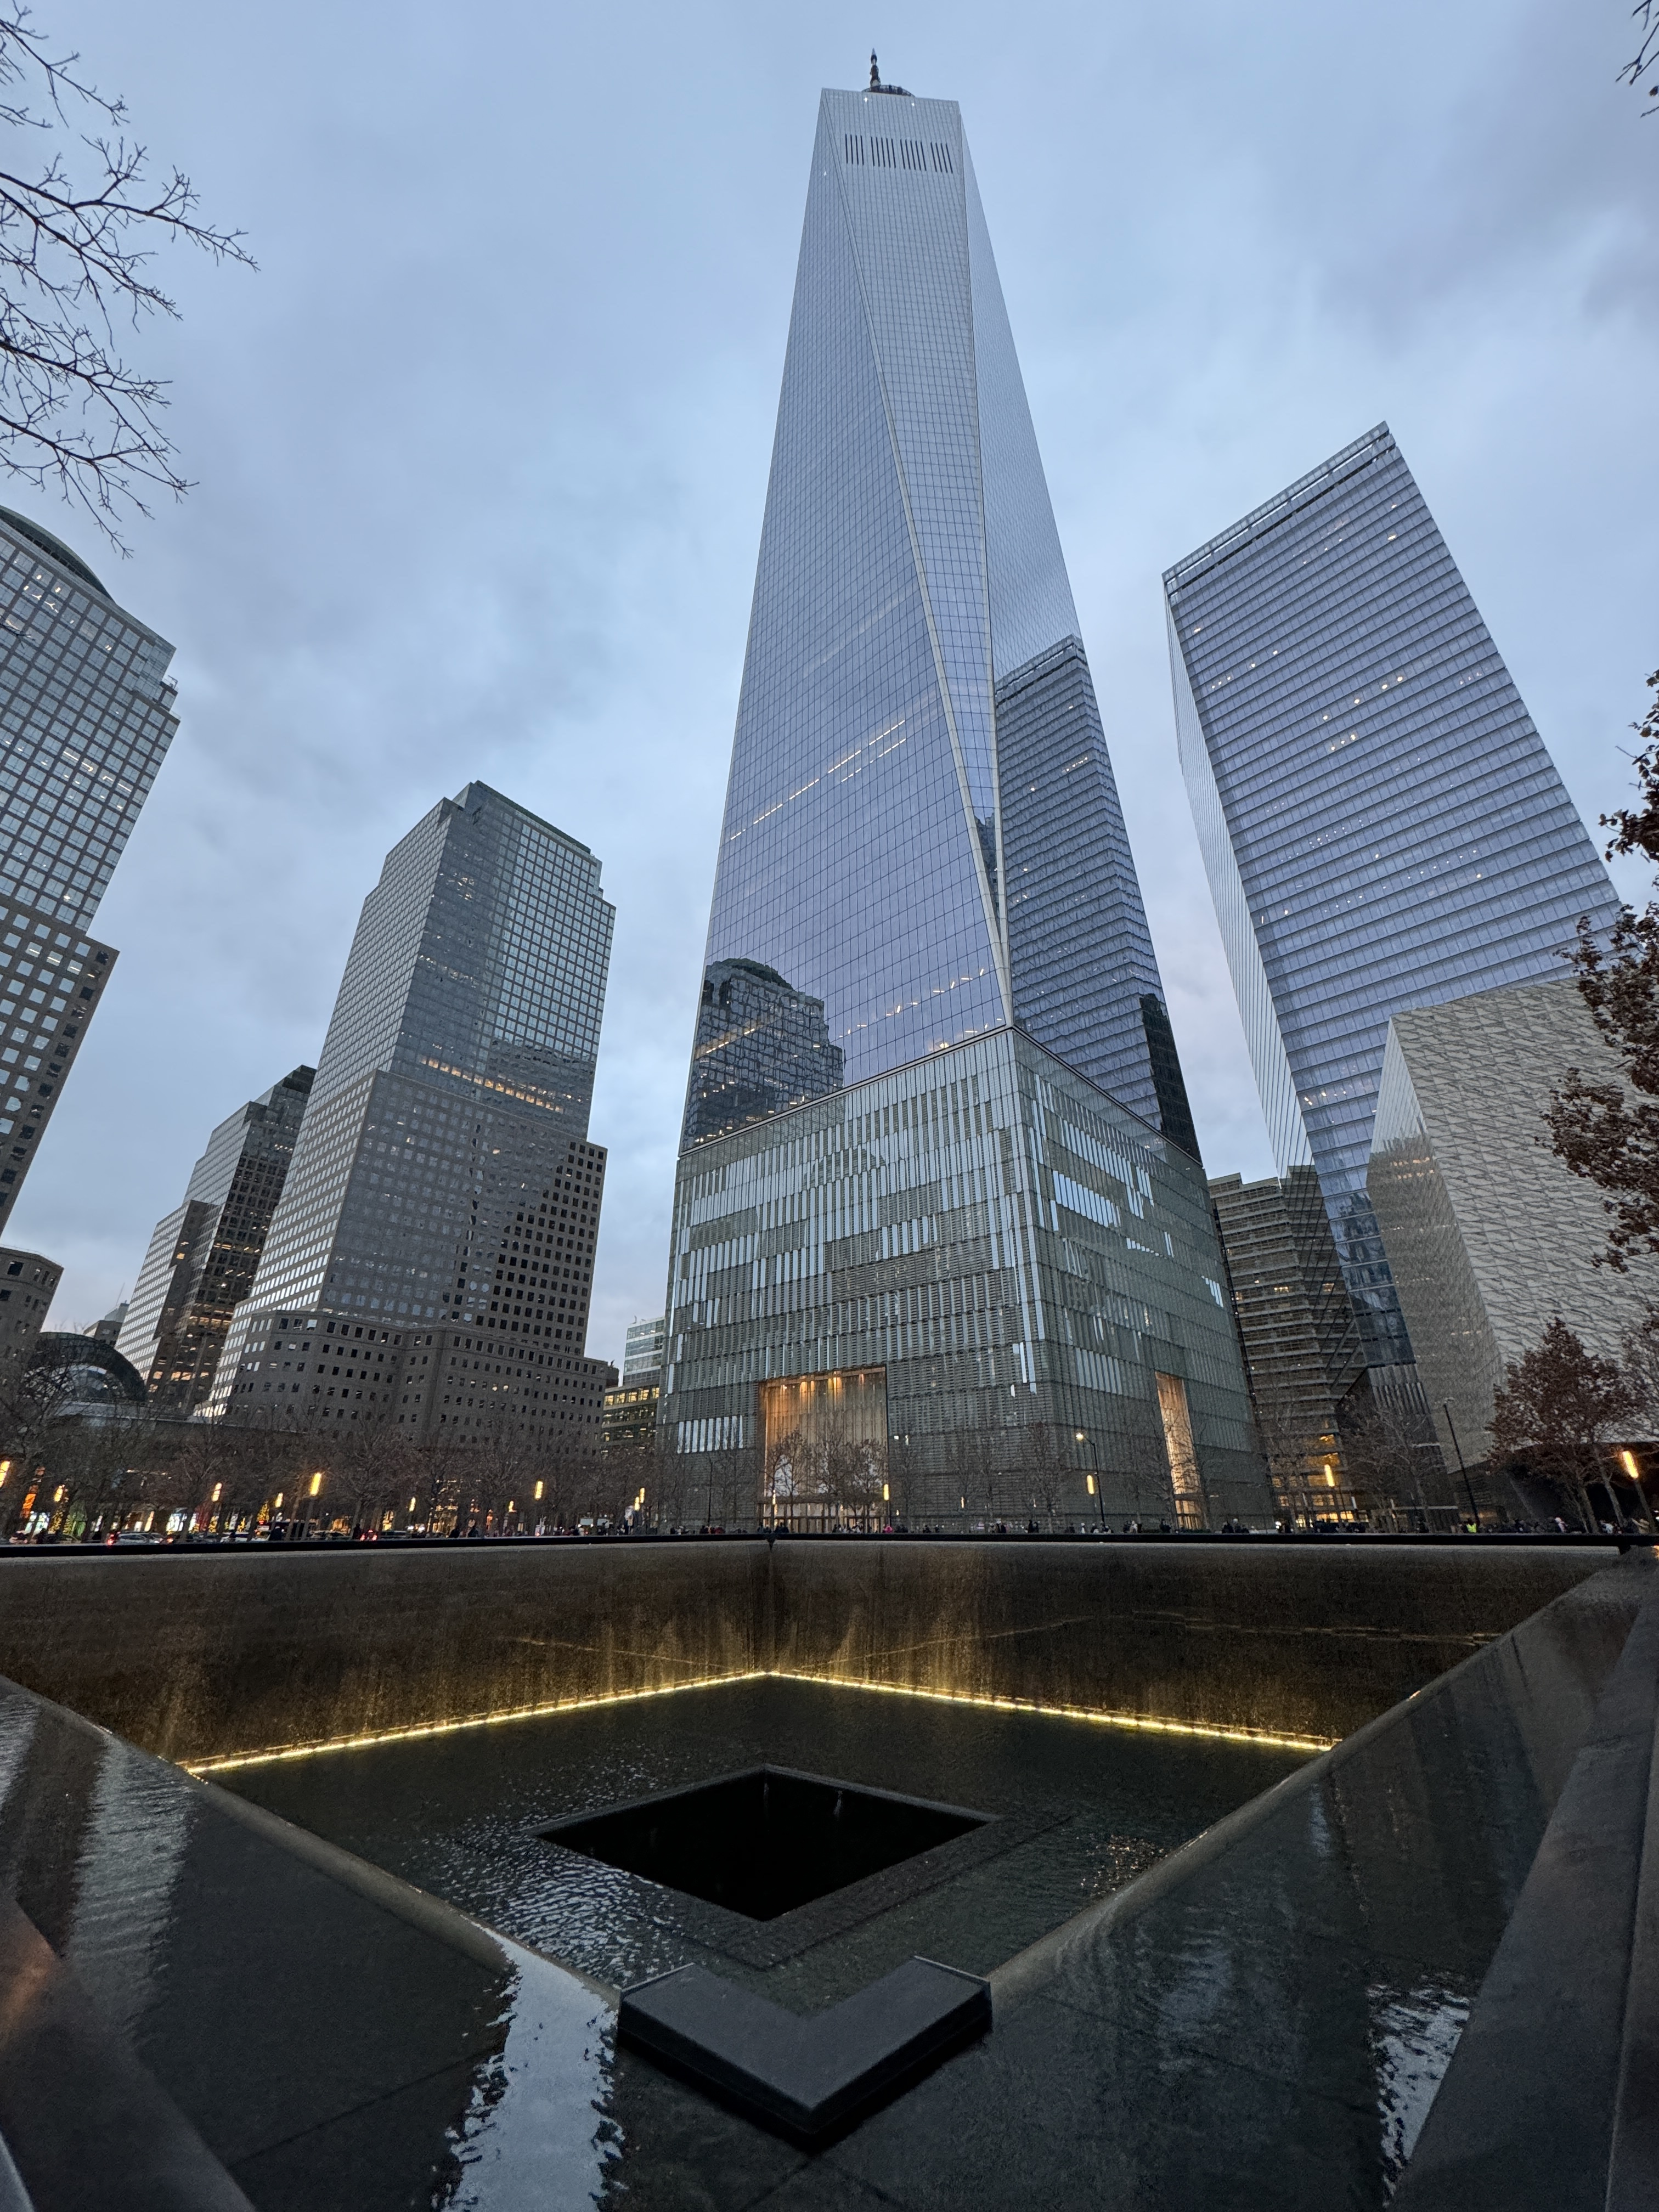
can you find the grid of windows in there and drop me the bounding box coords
[665,81,1240,1504]
[209,785,615,1437]
[0,1244,59,1406]
[1166,424,1620,1372]
[118,1066,314,1412]
[0,895,113,1238]
[0,511,174,1222]
[662,1025,1265,1526]
[0,511,176,933]
[692,88,1186,1141]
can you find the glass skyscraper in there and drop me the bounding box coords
[0,509,176,1234]
[210,784,616,1450]
[661,72,1263,1528]
[1166,423,1620,1400]
[118,1065,315,1413]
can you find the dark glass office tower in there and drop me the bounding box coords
[661,73,1262,1529]
[210,785,616,1448]
[119,1066,314,1413]
[0,509,176,1232]
[1166,424,1619,1404]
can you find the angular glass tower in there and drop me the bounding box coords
[1166,424,1620,1401]
[661,73,1262,1530]
[118,1065,314,1413]
[210,784,616,1448]
[0,507,176,1237]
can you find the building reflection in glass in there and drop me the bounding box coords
[682,958,844,1148]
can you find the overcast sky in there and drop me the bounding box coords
[8,1,1655,1364]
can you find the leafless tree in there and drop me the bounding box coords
[0,8,251,541]
[1622,2,1659,108]
[1328,1400,1427,1521]
[1016,1421,1065,1527]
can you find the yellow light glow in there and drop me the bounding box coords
[308,1472,323,1497]
[882,1482,890,1503]
[1086,1474,1096,1496]
[182,1666,1331,1778]
[1622,1449,1640,1480]
[273,1492,283,1511]
[184,1672,774,1775]
[211,1484,222,1503]
[768,1672,1333,1753]
[534,1481,544,1502]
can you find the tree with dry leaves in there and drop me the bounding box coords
[1488,1316,1641,1530]
[1548,674,1659,1267]
[0,7,250,543]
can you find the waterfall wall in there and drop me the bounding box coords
[0,1539,1612,1768]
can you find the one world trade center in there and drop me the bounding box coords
[660,65,1266,1530]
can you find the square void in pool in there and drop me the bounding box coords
[541,1763,987,1921]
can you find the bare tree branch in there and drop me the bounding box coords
[0,8,252,548]
[1620,0,1659,108]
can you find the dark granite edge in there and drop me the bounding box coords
[204,1775,619,2004]
[1393,1569,1659,2207]
[618,1956,991,2146]
[0,1667,624,2015]
[564,1795,1069,1971]
[0,1891,256,2211]
[988,1550,1657,2020]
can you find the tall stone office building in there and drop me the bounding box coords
[1166,424,1619,1424]
[210,785,616,1450]
[0,509,176,1240]
[661,70,1264,1529]
[118,1065,315,1412]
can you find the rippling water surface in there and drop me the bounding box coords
[219,1679,1308,2002]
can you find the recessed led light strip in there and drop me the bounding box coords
[184,1667,1334,1776]
[766,1671,1335,1753]
[184,1671,770,1775]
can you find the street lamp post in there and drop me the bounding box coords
[1442,1404,1481,1529]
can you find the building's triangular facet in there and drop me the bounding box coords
[663,80,1263,1532]
[687,86,1191,1144]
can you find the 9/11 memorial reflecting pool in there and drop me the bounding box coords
[216,1677,1312,2012]
[0,1539,1643,2209]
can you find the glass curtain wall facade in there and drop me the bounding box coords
[1209,1165,1369,1523]
[0,509,176,1228]
[668,1025,1262,1527]
[119,1066,315,1413]
[1166,424,1620,1408]
[664,75,1260,1528]
[210,785,617,1448]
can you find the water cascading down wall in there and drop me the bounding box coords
[0,1541,1611,1770]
